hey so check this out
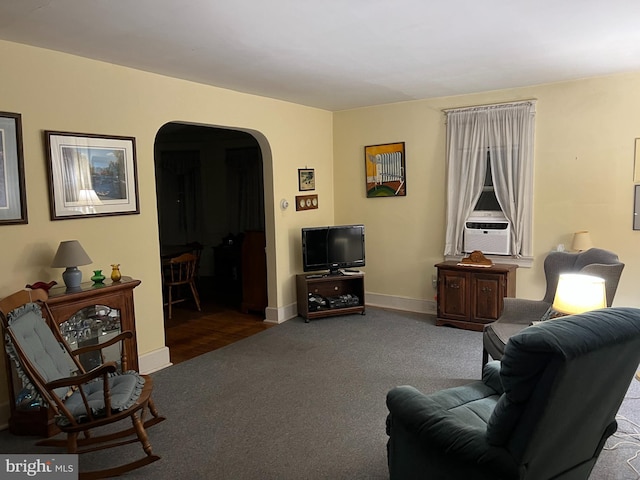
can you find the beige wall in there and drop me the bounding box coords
[334,73,640,308]
[0,40,334,418]
[1,37,639,424]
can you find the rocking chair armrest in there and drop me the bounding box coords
[70,330,134,358]
[45,361,118,390]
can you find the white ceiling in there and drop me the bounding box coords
[2,0,640,111]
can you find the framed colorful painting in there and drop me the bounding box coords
[364,142,406,197]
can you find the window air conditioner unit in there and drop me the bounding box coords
[464,214,511,255]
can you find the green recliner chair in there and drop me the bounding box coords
[386,307,640,480]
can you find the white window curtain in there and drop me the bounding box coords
[444,101,535,257]
[61,146,93,204]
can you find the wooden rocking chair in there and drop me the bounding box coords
[0,288,165,479]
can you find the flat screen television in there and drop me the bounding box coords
[302,224,365,274]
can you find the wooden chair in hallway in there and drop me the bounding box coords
[162,252,202,319]
[186,241,204,279]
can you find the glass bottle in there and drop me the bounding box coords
[111,264,122,282]
[91,270,106,284]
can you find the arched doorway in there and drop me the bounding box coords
[154,122,270,361]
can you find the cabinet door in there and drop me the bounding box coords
[438,270,468,320]
[59,305,123,372]
[471,273,504,322]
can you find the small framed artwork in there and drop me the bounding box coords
[298,168,315,191]
[0,112,28,225]
[634,138,640,183]
[634,185,640,230]
[364,142,406,197]
[45,131,140,220]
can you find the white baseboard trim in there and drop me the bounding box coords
[265,303,298,324]
[139,346,172,374]
[365,292,437,315]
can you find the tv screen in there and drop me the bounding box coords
[302,224,365,274]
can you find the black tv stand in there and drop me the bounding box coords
[296,273,365,322]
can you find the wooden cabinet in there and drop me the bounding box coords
[436,262,517,331]
[6,277,141,437]
[46,277,141,372]
[296,273,365,321]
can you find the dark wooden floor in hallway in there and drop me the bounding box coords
[164,282,274,364]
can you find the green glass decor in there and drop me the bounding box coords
[91,270,106,284]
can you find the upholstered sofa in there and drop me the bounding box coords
[386,307,640,480]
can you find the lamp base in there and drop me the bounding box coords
[62,267,82,289]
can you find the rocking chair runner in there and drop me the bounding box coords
[0,288,165,480]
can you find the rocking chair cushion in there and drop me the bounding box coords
[59,372,145,425]
[7,303,73,399]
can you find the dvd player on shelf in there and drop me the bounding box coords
[326,294,359,309]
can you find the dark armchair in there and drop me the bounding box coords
[386,307,640,480]
[482,247,624,366]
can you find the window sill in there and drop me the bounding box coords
[444,255,533,268]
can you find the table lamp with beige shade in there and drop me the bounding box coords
[540,273,607,321]
[571,230,593,252]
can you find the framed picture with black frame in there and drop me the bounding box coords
[364,142,406,197]
[298,168,315,191]
[45,131,140,220]
[0,112,28,225]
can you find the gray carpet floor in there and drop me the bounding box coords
[0,307,638,479]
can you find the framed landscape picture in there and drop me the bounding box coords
[364,142,406,197]
[45,131,139,220]
[0,112,27,225]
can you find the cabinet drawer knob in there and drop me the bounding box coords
[334,286,339,291]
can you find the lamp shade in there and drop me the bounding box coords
[552,273,606,315]
[571,231,593,252]
[51,240,93,289]
[51,240,92,268]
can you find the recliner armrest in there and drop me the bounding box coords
[386,384,516,475]
[498,298,551,325]
[483,361,503,394]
